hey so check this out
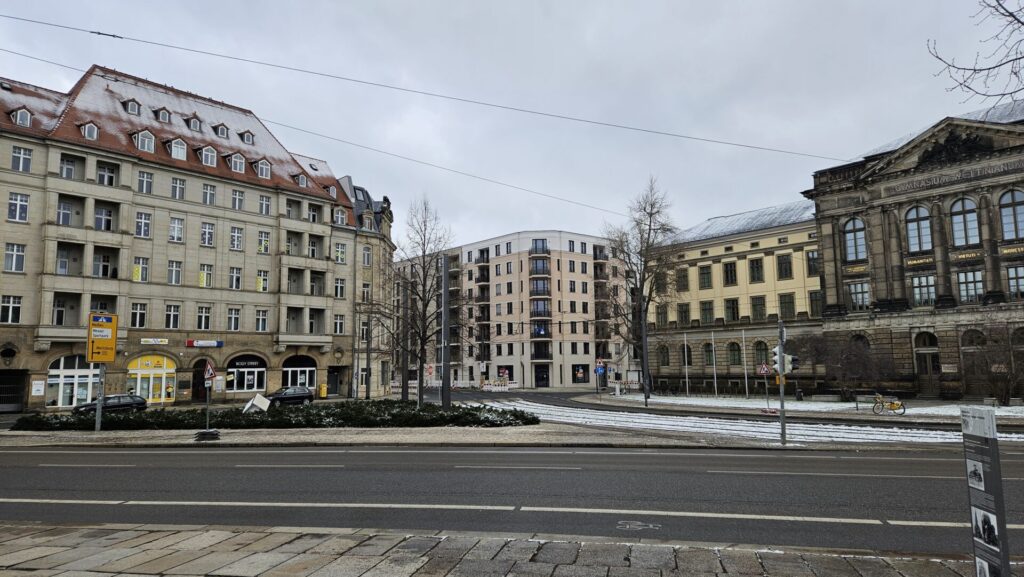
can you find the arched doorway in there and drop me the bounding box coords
[228,355,267,392]
[191,358,211,402]
[127,355,177,403]
[48,355,100,407]
[913,332,941,396]
[282,355,317,389]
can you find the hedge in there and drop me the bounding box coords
[11,399,539,431]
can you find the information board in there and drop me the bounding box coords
[961,407,1011,576]
[87,314,117,363]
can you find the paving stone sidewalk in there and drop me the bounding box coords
[0,522,1017,577]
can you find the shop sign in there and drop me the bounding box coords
[140,338,168,345]
[186,339,224,348]
[232,360,263,368]
[961,407,1011,575]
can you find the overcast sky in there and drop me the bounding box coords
[0,1,988,245]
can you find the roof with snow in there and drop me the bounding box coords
[666,200,816,245]
[861,100,1024,158]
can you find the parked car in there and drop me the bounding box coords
[266,386,314,407]
[72,395,147,415]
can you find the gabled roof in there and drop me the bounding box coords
[666,200,816,245]
[861,100,1024,159]
[0,77,69,137]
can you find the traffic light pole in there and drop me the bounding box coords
[778,319,787,446]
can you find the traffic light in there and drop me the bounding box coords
[771,346,782,374]
[786,354,800,373]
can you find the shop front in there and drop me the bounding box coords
[127,354,177,404]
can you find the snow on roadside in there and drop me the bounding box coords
[481,400,1024,444]
[617,393,1024,418]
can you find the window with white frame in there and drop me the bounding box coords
[133,256,149,282]
[307,239,318,259]
[202,184,216,205]
[216,125,229,138]
[257,160,270,179]
[256,270,269,292]
[196,305,211,330]
[168,217,184,242]
[201,147,216,167]
[257,231,270,254]
[335,243,346,264]
[231,154,244,173]
[255,309,268,332]
[137,171,153,194]
[334,278,346,299]
[135,212,151,238]
[171,177,185,199]
[167,260,182,285]
[362,246,372,266]
[0,295,21,323]
[11,146,31,172]
[8,192,29,222]
[130,303,147,328]
[94,207,112,231]
[170,139,186,160]
[199,264,213,288]
[231,189,244,210]
[308,204,321,222]
[229,267,242,290]
[958,270,984,303]
[188,117,201,131]
[56,201,71,225]
[334,208,347,225]
[334,314,346,334]
[361,283,371,302]
[81,123,97,140]
[200,222,214,246]
[12,109,30,127]
[165,304,180,329]
[230,226,243,250]
[4,243,25,272]
[297,175,307,187]
[96,163,117,186]
[135,131,155,153]
[259,194,271,215]
[242,131,254,145]
[51,297,65,326]
[59,157,75,179]
[227,308,240,331]
[125,100,140,115]
[157,109,170,123]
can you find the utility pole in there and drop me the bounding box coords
[94,364,106,432]
[778,318,787,445]
[638,292,650,407]
[400,280,410,402]
[365,311,372,400]
[440,254,451,409]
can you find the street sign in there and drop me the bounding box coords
[596,366,606,376]
[756,362,772,376]
[204,361,217,380]
[961,407,1011,575]
[87,314,117,363]
[186,339,224,348]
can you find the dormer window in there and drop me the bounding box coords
[11,109,30,127]
[230,154,245,173]
[201,146,217,167]
[187,117,201,132]
[124,100,140,115]
[240,131,254,145]
[169,139,186,160]
[155,109,170,123]
[363,215,374,230]
[297,175,307,187]
[215,124,229,138]
[256,160,270,179]
[81,123,98,140]
[333,208,347,225]
[134,130,155,153]
[328,185,337,198]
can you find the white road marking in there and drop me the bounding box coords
[0,498,123,505]
[886,520,969,528]
[704,470,1024,480]
[519,506,883,525]
[0,497,513,511]
[453,465,582,470]
[38,464,135,468]
[234,464,346,468]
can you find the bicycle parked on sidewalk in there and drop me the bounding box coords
[872,393,906,416]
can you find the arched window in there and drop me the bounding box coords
[657,346,670,366]
[12,109,31,127]
[843,218,867,262]
[914,332,938,348]
[282,355,317,388]
[1000,190,1024,240]
[951,198,979,246]
[851,334,870,351]
[681,344,693,366]
[961,330,987,348]
[48,355,99,407]
[127,355,177,402]
[702,343,715,366]
[201,146,217,167]
[727,342,742,365]
[754,341,769,364]
[134,130,154,153]
[905,207,932,252]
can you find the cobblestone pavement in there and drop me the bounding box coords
[0,522,1017,577]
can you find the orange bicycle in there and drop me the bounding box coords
[872,393,906,416]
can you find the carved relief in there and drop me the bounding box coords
[918,132,993,168]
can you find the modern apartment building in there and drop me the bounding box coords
[400,231,623,388]
[804,102,1024,397]
[0,66,395,412]
[647,201,824,392]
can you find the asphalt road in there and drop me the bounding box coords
[1,446,1022,556]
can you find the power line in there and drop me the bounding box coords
[0,13,849,163]
[0,47,629,217]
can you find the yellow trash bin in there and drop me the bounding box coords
[318,383,328,399]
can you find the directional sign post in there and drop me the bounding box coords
[962,407,1011,575]
[87,314,117,432]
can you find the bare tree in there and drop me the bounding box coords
[388,197,454,407]
[964,328,1024,405]
[604,177,677,406]
[929,0,1024,103]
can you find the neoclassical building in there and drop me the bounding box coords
[804,103,1024,397]
[0,66,395,412]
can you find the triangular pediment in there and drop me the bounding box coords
[860,118,1024,180]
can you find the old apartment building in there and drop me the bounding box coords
[646,201,823,392]
[805,103,1024,398]
[0,66,394,412]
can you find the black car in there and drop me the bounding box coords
[266,386,315,407]
[72,395,148,414]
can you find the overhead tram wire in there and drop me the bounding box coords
[0,13,849,163]
[0,48,628,217]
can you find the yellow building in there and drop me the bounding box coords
[647,201,823,393]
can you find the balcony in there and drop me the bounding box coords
[475,329,491,342]
[593,251,608,261]
[530,350,553,361]
[594,270,609,281]
[530,329,552,339]
[529,288,551,297]
[476,272,490,284]
[274,333,332,347]
[476,309,491,322]
[529,246,550,256]
[594,288,610,301]
[595,308,611,320]
[279,253,329,273]
[474,255,490,265]
[529,266,550,277]
[530,309,551,319]
[35,325,87,343]
[474,293,490,303]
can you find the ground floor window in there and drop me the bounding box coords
[228,355,266,391]
[571,364,590,383]
[497,365,514,380]
[282,355,317,388]
[48,355,99,407]
[127,355,177,402]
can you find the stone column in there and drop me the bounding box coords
[979,193,1006,303]
[821,218,847,316]
[867,207,889,304]
[83,244,94,276]
[931,200,956,308]
[79,293,92,326]
[885,207,908,309]
[83,197,95,229]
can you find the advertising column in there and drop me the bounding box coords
[961,407,1011,576]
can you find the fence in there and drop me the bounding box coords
[389,380,521,395]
